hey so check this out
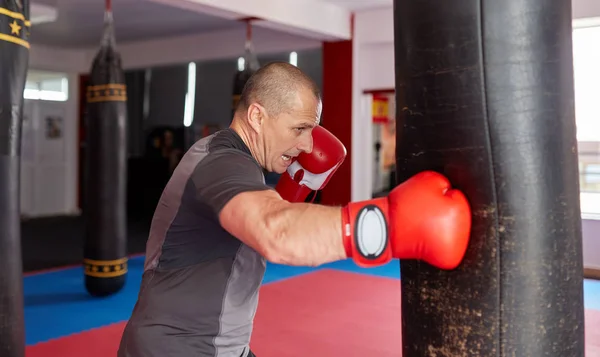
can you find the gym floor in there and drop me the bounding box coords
[20,217,600,356]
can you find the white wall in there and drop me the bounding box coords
[583,219,600,269]
[351,7,395,203]
[25,45,87,218]
[84,27,322,71]
[573,0,600,20]
[20,72,79,218]
[30,44,89,74]
[352,3,600,270]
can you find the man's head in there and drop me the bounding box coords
[232,61,322,174]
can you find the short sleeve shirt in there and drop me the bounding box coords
[118,129,273,357]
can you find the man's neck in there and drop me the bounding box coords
[230,118,262,166]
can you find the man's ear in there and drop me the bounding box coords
[247,103,265,134]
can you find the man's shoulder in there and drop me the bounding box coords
[189,138,266,189]
[206,128,252,155]
[196,146,262,177]
[183,129,271,214]
[186,130,257,174]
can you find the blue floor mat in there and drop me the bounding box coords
[585,278,600,310]
[321,259,401,278]
[23,255,600,345]
[24,258,145,345]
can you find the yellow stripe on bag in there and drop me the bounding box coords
[83,258,128,278]
[0,7,30,49]
[0,7,32,25]
[0,33,29,48]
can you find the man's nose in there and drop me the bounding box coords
[298,133,313,154]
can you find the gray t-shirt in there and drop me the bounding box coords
[118,129,273,357]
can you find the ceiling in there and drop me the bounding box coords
[28,0,391,49]
[30,0,244,48]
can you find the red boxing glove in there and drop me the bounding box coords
[276,125,347,203]
[341,171,471,270]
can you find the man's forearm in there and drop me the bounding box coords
[263,202,347,267]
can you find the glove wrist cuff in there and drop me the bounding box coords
[341,205,353,257]
[342,197,393,267]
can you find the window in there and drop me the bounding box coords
[183,62,196,127]
[289,51,298,66]
[573,24,600,217]
[24,70,68,101]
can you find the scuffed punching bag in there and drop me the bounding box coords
[84,0,128,297]
[0,1,29,356]
[232,19,260,119]
[394,0,585,356]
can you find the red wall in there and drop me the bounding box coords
[320,40,352,206]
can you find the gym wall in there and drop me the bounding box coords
[122,47,323,158]
[20,48,323,221]
[352,5,600,273]
[20,20,325,216]
[20,70,79,219]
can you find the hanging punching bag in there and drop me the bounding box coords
[232,20,260,119]
[84,0,128,297]
[0,1,29,356]
[394,0,585,355]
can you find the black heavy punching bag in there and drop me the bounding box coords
[232,20,260,119]
[394,0,585,356]
[84,0,128,297]
[0,1,29,356]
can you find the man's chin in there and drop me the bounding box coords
[273,166,287,175]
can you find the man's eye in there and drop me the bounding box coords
[295,127,305,132]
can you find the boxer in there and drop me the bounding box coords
[118,62,472,357]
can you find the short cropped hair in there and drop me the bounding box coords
[236,61,321,117]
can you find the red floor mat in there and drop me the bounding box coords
[251,269,403,357]
[587,309,600,357]
[26,322,126,357]
[25,270,600,357]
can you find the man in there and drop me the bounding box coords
[118,62,472,357]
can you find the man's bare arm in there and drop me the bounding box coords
[219,189,347,266]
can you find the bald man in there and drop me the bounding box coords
[117,62,342,357]
[117,61,471,357]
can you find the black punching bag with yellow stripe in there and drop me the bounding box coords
[394,0,585,355]
[83,4,128,297]
[0,1,29,356]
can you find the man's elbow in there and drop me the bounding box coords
[256,209,311,266]
[262,247,289,265]
[260,236,322,268]
[258,223,293,265]
[262,246,318,267]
